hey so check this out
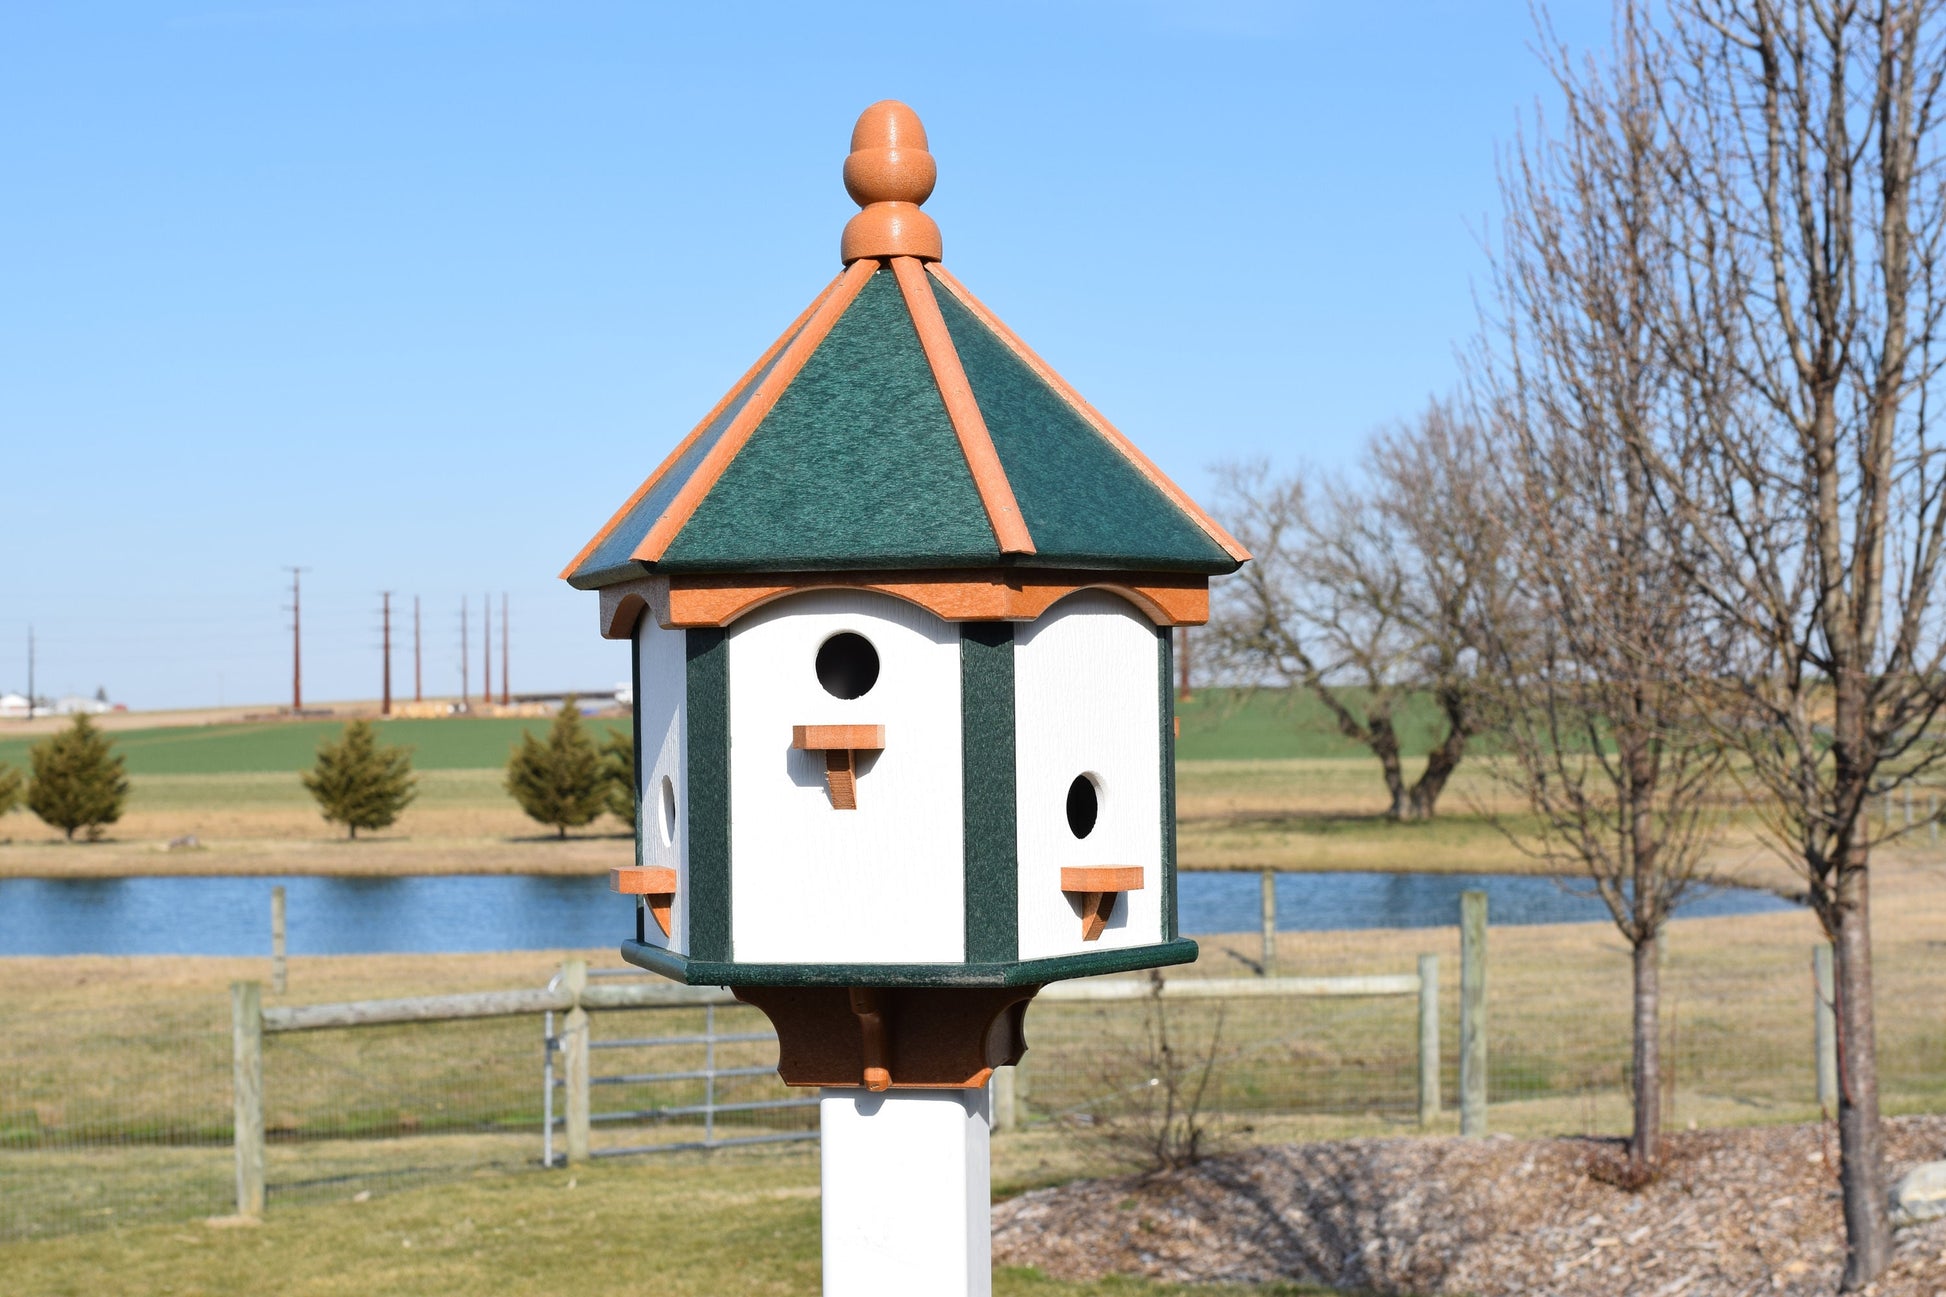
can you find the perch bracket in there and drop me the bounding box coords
[791,724,886,810]
[1059,866,1145,942]
[611,866,678,937]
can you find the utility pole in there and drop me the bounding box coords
[380,592,394,717]
[460,596,470,710]
[482,591,492,709]
[413,596,423,703]
[285,567,309,713]
[500,592,510,705]
[25,625,34,719]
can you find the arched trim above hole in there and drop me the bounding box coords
[657,569,1208,631]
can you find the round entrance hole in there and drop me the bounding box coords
[1066,774,1100,840]
[658,775,677,847]
[815,632,880,700]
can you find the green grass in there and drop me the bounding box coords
[1176,689,1457,761]
[0,687,1448,776]
[0,1146,1359,1297]
[0,718,631,777]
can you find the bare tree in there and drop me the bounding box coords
[1649,2,1946,1282]
[1210,402,1508,819]
[1476,2,1728,1176]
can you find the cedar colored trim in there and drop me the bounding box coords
[791,724,887,751]
[611,867,677,937]
[559,275,842,580]
[890,256,1035,555]
[926,263,1252,564]
[1060,866,1146,893]
[631,257,880,564]
[1060,866,1145,943]
[662,569,1209,630]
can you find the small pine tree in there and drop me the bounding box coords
[505,698,606,838]
[301,719,417,840]
[0,762,22,820]
[27,714,129,841]
[600,728,637,830]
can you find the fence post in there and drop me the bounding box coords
[1417,953,1440,1127]
[562,958,590,1165]
[1903,785,1913,829]
[1814,943,1837,1114]
[231,981,265,1218]
[1459,890,1487,1137]
[1259,868,1277,976]
[270,886,287,996]
[990,1065,1017,1133]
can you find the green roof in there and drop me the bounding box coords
[565,262,1243,588]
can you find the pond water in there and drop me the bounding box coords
[0,870,1794,957]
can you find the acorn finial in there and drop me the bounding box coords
[841,100,943,264]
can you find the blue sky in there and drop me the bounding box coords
[0,1,1609,710]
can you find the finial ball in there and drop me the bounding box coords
[844,100,936,209]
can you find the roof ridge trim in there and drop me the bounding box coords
[891,256,1035,556]
[631,258,880,565]
[560,272,844,580]
[924,263,1252,564]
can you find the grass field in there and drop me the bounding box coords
[0,690,1437,775]
[0,1145,1354,1297]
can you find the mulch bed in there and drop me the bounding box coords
[993,1116,1946,1295]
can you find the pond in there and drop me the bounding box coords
[0,869,1794,957]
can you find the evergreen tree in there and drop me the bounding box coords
[505,698,605,838]
[0,762,22,820]
[301,719,416,840]
[600,728,636,830]
[27,714,129,841]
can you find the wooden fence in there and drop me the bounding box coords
[228,959,1455,1218]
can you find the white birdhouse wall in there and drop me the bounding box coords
[1013,591,1165,961]
[726,590,966,965]
[633,614,689,952]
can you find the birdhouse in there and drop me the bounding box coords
[564,101,1247,1091]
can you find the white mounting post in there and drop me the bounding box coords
[820,1087,992,1296]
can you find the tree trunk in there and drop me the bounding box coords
[1629,934,1661,1171]
[1833,857,1890,1288]
[1376,743,1408,822]
[1407,727,1467,820]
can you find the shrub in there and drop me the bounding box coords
[601,729,636,829]
[1075,971,1232,1174]
[301,719,417,840]
[27,714,129,841]
[505,699,606,838]
[0,762,21,820]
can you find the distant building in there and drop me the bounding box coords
[0,692,28,718]
[53,694,111,716]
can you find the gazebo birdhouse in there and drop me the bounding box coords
[564,100,1247,1294]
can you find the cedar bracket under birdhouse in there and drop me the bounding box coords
[611,866,678,937]
[849,986,892,1091]
[731,984,1036,1089]
[1060,866,1146,942]
[791,724,886,810]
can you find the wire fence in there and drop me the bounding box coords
[4,921,1941,1242]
